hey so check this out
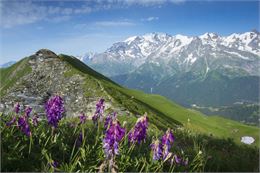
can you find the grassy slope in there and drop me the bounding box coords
[112,87,259,146]
[0,58,31,96]
[1,54,258,146]
[61,55,259,146]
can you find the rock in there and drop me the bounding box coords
[35,49,57,58]
[1,49,128,118]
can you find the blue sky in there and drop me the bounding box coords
[0,0,259,64]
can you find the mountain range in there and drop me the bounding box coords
[78,30,260,110]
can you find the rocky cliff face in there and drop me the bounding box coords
[0,49,122,117]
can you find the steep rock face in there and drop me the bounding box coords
[0,49,121,117]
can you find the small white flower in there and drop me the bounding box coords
[198,150,202,155]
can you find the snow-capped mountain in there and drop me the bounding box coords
[80,30,260,107]
[76,52,96,64]
[82,30,260,78]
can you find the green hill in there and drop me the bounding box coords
[0,50,259,146]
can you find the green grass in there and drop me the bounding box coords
[0,57,31,96]
[60,54,259,146]
[116,89,259,146]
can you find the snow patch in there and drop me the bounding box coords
[224,51,249,60]
[184,53,197,64]
[125,36,138,43]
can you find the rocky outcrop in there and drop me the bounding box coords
[0,49,120,117]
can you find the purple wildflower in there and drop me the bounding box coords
[6,116,17,126]
[173,154,182,164]
[25,106,32,117]
[104,115,112,129]
[45,95,65,128]
[18,116,31,136]
[150,139,163,160]
[92,99,105,124]
[161,128,175,159]
[103,120,125,158]
[32,114,39,126]
[50,160,58,168]
[14,102,20,114]
[182,158,188,166]
[76,132,83,147]
[104,112,117,129]
[128,114,149,144]
[79,113,86,124]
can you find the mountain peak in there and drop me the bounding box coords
[35,49,57,58]
[199,32,219,39]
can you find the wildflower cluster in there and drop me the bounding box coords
[149,128,187,165]
[6,104,32,136]
[103,119,125,158]
[45,95,65,128]
[128,114,148,143]
[3,97,190,172]
[150,129,175,161]
[18,116,31,136]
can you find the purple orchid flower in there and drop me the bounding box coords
[6,116,17,126]
[161,128,175,159]
[25,106,32,117]
[104,112,117,129]
[45,95,65,128]
[79,113,86,124]
[128,114,149,144]
[92,99,105,124]
[18,116,31,136]
[151,139,163,160]
[103,119,125,158]
[14,102,20,114]
[173,154,182,164]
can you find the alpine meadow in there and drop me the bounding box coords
[1,0,259,172]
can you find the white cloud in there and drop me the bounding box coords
[0,1,93,28]
[142,16,159,22]
[94,21,135,27]
[0,1,47,28]
[0,0,184,28]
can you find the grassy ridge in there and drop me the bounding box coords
[0,58,31,96]
[61,54,259,146]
